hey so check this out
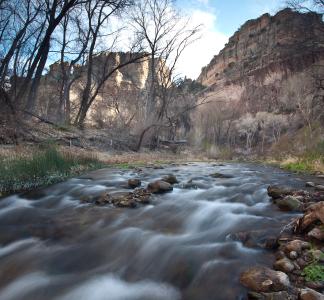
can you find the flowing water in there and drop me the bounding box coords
[0,163,313,300]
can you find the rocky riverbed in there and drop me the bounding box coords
[0,163,323,300]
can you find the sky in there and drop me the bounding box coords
[176,0,285,79]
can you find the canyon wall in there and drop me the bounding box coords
[194,8,324,154]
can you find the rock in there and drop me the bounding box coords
[297,202,324,233]
[240,266,290,293]
[133,188,151,204]
[113,197,137,208]
[274,258,295,273]
[248,291,295,300]
[296,258,308,269]
[307,227,324,241]
[267,186,293,199]
[284,240,311,254]
[306,182,316,188]
[127,178,141,189]
[276,196,302,211]
[312,250,324,262]
[305,281,324,290]
[300,288,324,300]
[210,172,233,179]
[315,185,324,191]
[162,174,179,184]
[95,191,112,205]
[147,180,173,194]
[289,251,298,260]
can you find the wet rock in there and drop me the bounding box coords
[113,197,137,208]
[289,251,298,260]
[228,231,278,249]
[210,172,233,179]
[296,258,309,269]
[147,180,173,194]
[315,185,324,191]
[284,240,311,255]
[95,191,112,205]
[267,186,294,199]
[133,188,151,204]
[162,174,179,184]
[127,178,141,189]
[248,291,295,300]
[240,266,290,292]
[276,196,303,211]
[299,288,324,300]
[306,182,316,188]
[307,227,324,241]
[305,281,324,290]
[274,258,295,273]
[296,202,324,233]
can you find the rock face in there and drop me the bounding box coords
[198,9,324,88]
[194,8,324,151]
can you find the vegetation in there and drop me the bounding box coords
[302,263,324,282]
[279,141,324,173]
[0,146,105,196]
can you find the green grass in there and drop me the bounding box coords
[302,263,324,282]
[0,146,105,197]
[280,140,324,173]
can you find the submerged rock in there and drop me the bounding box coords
[147,180,173,194]
[240,266,290,293]
[315,185,324,191]
[210,172,233,179]
[162,174,179,184]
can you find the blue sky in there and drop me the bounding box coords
[176,0,285,78]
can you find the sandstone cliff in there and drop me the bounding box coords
[198,8,324,88]
[193,8,324,154]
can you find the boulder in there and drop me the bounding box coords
[276,196,303,211]
[95,191,112,205]
[132,188,151,204]
[162,174,179,184]
[240,266,290,292]
[307,227,324,241]
[147,180,173,194]
[315,185,324,191]
[127,178,141,189]
[306,182,316,188]
[297,202,324,232]
[247,291,295,300]
[267,186,293,199]
[299,288,324,300]
[283,240,311,255]
[273,258,295,273]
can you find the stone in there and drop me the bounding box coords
[240,266,290,292]
[299,288,324,300]
[95,191,112,205]
[274,258,295,273]
[307,227,324,241]
[162,174,179,184]
[147,180,173,194]
[284,240,311,254]
[312,250,324,262]
[210,172,233,179]
[289,251,298,260]
[127,178,141,189]
[306,182,316,188]
[248,291,295,300]
[267,186,293,199]
[276,196,302,211]
[315,185,324,191]
[297,202,324,232]
[133,188,151,204]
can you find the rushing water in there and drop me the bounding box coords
[0,163,313,300]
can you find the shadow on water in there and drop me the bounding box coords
[0,163,312,300]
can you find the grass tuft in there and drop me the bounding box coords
[0,146,105,196]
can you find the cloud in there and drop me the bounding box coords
[175,10,228,79]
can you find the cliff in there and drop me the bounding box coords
[193,8,324,153]
[198,8,324,88]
